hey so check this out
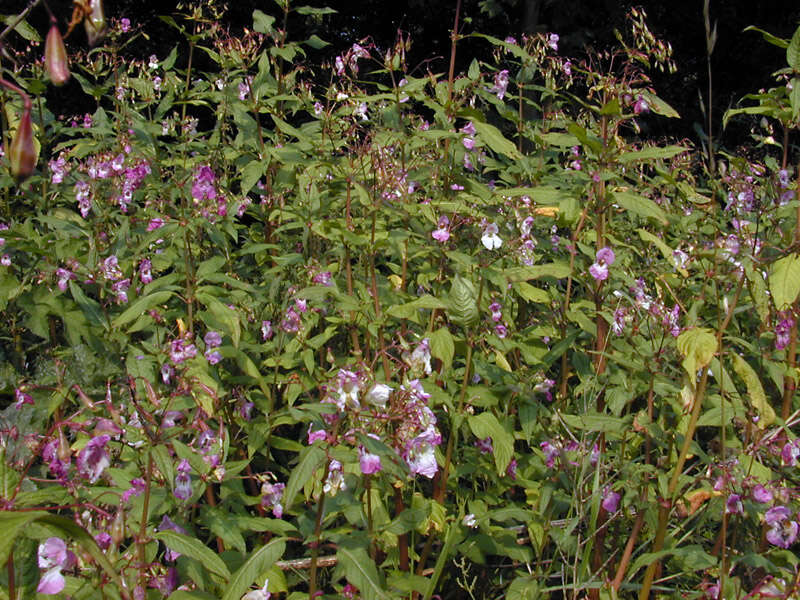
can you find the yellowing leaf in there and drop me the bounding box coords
[730,353,775,427]
[677,327,717,380]
[769,254,800,310]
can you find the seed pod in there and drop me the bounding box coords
[45,24,70,86]
[84,0,107,46]
[9,105,36,181]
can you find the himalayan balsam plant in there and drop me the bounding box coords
[2,1,800,599]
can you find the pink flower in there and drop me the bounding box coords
[633,95,649,115]
[602,489,621,513]
[752,484,773,504]
[765,506,799,548]
[307,425,327,444]
[260,482,285,518]
[589,247,615,281]
[359,447,382,475]
[490,69,509,100]
[77,435,111,483]
[174,459,192,500]
[547,33,559,51]
[37,567,65,595]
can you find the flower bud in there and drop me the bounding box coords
[84,0,108,46]
[45,24,70,86]
[110,507,125,546]
[57,429,71,463]
[9,106,36,181]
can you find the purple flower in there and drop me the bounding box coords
[120,18,130,32]
[122,478,146,503]
[307,425,327,444]
[77,435,111,483]
[359,447,382,475]
[547,33,559,51]
[725,493,743,515]
[191,166,217,202]
[432,215,450,242]
[602,489,621,513]
[323,459,346,495]
[139,258,153,284]
[589,247,615,282]
[174,459,192,500]
[494,324,507,338]
[95,532,112,550]
[261,320,273,340]
[260,481,285,518]
[540,440,559,468]
[475,437,493,454]
[782,440,800,466]
[563,60,572,76]
[14,387,33,409]
[169,338,197,365]
[42,439,70,479]
[147,218,164,231]
[633,95,649,115]
[752,484,773,504]
[312,271,332,286]
[204,331,222,348]
[489,301,502,322]
[405,438,438,479]
[765,506,799,548]
[775,316,795,351]
[506,458,517,480]
[205,350,222,364]
[38,538,69,570]
[38,567,66,595]
[490,69,509,100]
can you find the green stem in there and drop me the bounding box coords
[639,276,745,599]
[308,461,331,599]
[137,452,154,592]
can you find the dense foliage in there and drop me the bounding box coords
[2,2,800,599]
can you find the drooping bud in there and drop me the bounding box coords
[45,24,70,86]
[110,506,125,546]
[84,0,108,46]
[57,429,72,463]
[9,104,36,181]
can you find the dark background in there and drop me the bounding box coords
[18,0,800,151]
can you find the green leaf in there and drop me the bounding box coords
[155,531,231,581]
[745,264,770,325]
[428,326,455,372]
[506,575,540,599]
[744,25,789,49]
[618,145,687,163]
[221,539,286,600]
[386,295,448,320]
[730,353,775,427]
[69,281,107,328]
[638,90,680,118]
[559,413,630,434]
[0,510,47,566]
[336,543,391,600]
[283,445,326,511]
[769,254,800,310]
[112,291,174,329]
[505,263,571,282]
[514,281,550,303]
[197,290,241,348]
[472,120,522,160]
[468,412,514,476]
[786,25,800,70]
[612,191,668,225]
[252,10,275,34]
[677,327,717,379]
[448,275,479,327]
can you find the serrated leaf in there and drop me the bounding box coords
[448,275,479,327]
[505,263,571,282]
[252,10,275,34]
[283,445,326,511]
[221,539,285,600]
[112,291,174,328]
[0,510,47,566]
[428,326,454,372]
[677,327,717,379]
[618,145,687,163]
[730,354,775,427]
[769,254,800,310]
[786,25,800,70]
[468,412,514,476]
[336,543,391,600]
[612,191,668,225]
[472,120,522,160]
[155,531,231,581]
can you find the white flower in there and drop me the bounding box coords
[365,383,392,408]
[481,222,503,250]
